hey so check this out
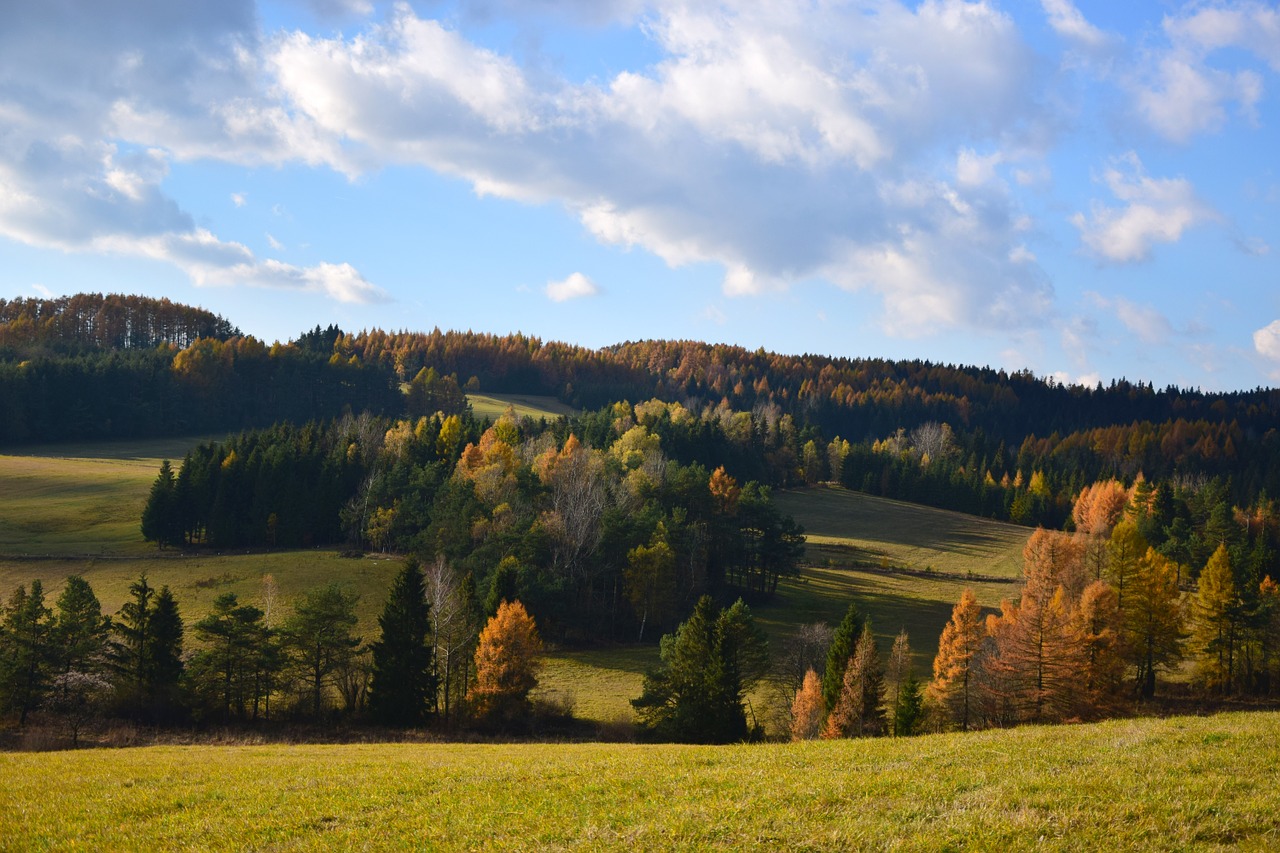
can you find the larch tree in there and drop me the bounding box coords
[927,588,985,730]
[368,559,437,727]
[1072,580,1125,717]
[790,668,824,741]
[1000,586,1079,723]
[468,599,542,729]
[823,623,884,738]
[1193,544,1241,694]
[1125,549,1186,699]
[1107,519,1148,610]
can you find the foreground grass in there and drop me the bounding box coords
[3,712,1278,851]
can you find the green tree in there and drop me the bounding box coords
[632,596,768,743]
[52,575,110,679]
[823,622,885,738]
[368,560,437,727]
[625,522,678,642]
[0,581,54,725]
[148,586,185,722]
[189,593,275,720]
[823,602,863,712]
[1193,544,1241,694]
[282,583,361,718]
[141,460,182,548]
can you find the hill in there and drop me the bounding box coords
[3,711,1277,849]
[0,438,1032,729]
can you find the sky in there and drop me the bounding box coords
[1,1,1278,392]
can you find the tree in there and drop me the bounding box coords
[823,622,884,738]
[1193,544,1241,694]
[368,559,437,727]
[188,593,275,721]
[468,599,542,728]
[927,588,985,730]
[1107,520,1148,610]
[893,670,924,737]
[886,629,917,736]
[425,558,478,725]
[141,460,183,549]
[52,576,110,679]
[282,583,361,718]
[823,602,863,712]
[790,668,823,741]
[44,671,112,746]
[625,523,678,642]
[0,581,53,725]
[1072,580,1124,716]
[1125,549,1186,699]
[632,596,768,743]
[147,586,185,723]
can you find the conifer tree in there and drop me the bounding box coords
[886,629,914,736]
[1072,580,1124,716]
[282,583,361,718]
[823,623,884,738]
[468,599,542,728]
[0,581,54,724]
[369,559,437,726]
[790,668,824,741]
[927,588,985,730]
[52,575,109,678]
[823,602,862,712]
[893,670,924,737]
[1193,544,1240,694]
[148,587,185,722]
[1125,549,1186,699]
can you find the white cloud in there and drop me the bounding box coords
[231,192,247,207]
[1255,320,1280,361]
[1072,153,1215,263]
[546,272,600,302]
[267,233,284,251]
[1041,0,1110,51]
[30,283,53,298]
[1088,293,1175,345]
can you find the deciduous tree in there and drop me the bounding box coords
[928,589,985,730]
[790,668,823,741]
[468,600,542,728]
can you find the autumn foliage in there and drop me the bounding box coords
[468,600,543,728]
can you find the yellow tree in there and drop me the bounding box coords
[790,668,824,741]
[1072,580,1124,717]
[1125,549,1186,699]
[625,523,678,643]
[1106,519,1148,610]
[1193,544,1240,694]
[927,589,985,730]
[468,600,542,727]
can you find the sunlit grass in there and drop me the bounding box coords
[4,712,1278,850]
[467,393,577,421]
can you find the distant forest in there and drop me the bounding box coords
[4,292,1280,530]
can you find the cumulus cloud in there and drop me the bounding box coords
[253,1,1051,335]
[1041,0,1112,52]
[546,272,600,302]
[1072,153,1215,263]
[1256,320,1280,361]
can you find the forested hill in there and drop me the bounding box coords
[3,294,1280,517]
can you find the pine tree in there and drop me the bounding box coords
[141,460,182,549]
[189,593,273,720]
[927,588,985,730]
[52,575,109,678]
[369,559,437,727]
[282,583,361,718]
[468,599,542,728]
[148,586,185,723]
[790,668,823,741]
[893,670,924,737]
[822,602,862,712]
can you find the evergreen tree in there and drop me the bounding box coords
[822,602,863,712]
[141,460,182,548]
[368,559,437,727]
[823,622,884,738]
[52,575,110,678]
[189,593,274,720]
[282,583,361,718]
[893,670,924,737]
[148,586,185,723]
[109,576,184,722]
[0,582,54,724]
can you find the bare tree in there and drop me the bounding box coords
[424,556,478,725]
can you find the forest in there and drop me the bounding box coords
[4,293,1280,744]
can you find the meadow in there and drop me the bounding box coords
[0,437,1032,729]
[3,712,1277,850]
[466,392,577,421]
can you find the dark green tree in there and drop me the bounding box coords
[148,586,185,722]
[189,593,275,720]
[368,560,437,727]
[141,460,183,548]
[52,575,110,678]
[109,576,185,722]
[0,581,54,724]
[282,583,361,717]
[632,595,768,743]
[823,602,863,712]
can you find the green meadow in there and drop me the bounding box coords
[466,392,577,421]
[0,438,1033,728]
[3,712,1278,850]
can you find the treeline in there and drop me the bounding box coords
[142,402,805,644]
[0,564,562,739]
[0,293,239,355]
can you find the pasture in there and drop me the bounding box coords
[0,439,1035,729]
[3,712,1277,850]
[466,392,577,422]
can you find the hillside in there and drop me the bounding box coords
[0,438,1030,729]
[3,712,1277,850]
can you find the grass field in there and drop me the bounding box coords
[467,392,577,421]
[0,439,1035,729]
[3,711,1278,850]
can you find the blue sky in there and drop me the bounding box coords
[1,1,1278,391]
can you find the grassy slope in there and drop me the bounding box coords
[467,392,577,421]
[0,440,1031,728]
[3,712,1278,850]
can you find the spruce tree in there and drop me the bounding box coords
[823,602,862,712]
[369,559,437,726]
[0,582,54,725]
